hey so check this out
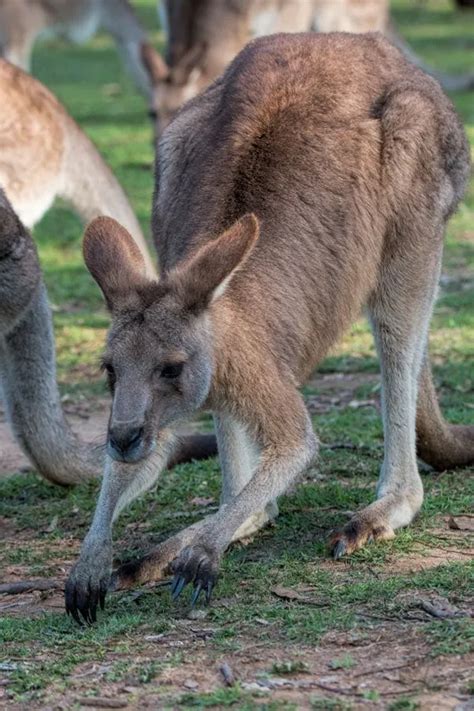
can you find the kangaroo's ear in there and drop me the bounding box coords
[170,214,259,311]
[83,216,153,310]
[141,42,169,85]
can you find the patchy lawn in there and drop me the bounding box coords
[0,0,473,709]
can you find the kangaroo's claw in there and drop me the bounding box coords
[170,544,219,606]
[171,575,187,600]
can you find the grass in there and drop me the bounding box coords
[0,0,473,708]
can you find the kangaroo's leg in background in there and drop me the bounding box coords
[0,197,101,484]
[99,0,152,99]
[1,30,34,71]
[330,227,443,557]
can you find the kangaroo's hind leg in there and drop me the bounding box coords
[330,223,444,557]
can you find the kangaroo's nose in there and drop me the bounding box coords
[108,425,144,461]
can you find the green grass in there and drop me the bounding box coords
[0,0,473,707]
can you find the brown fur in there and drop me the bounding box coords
[66,33,471,622]
[0,59,154,273]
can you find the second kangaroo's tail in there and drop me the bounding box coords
[416,355,474,471]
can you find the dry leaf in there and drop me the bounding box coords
[447,515,474,532]
[271,586,329,606]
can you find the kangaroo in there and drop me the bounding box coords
[65,32,472,624]
[0,64,215,485]
[145,0,474,134]
[0,189,103,484]
[0,0,161,101]
[0,59,154,275]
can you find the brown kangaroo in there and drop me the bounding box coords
[66,32,472,624]
[145,0,474,134]
[0,59,154,275]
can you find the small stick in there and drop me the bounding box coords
[0,579,61,595]
[353,657,425,678]
[74,698,128,709]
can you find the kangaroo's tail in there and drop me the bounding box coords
[416,354,474,471]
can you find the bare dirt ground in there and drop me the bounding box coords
[1,581,473,710]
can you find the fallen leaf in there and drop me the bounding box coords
[420,597,470,619]
[447,515,474,532]
[271,586,329,606]
[271,585,307,601]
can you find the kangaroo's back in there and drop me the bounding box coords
[154,32,468,372]
[155,33,466,264]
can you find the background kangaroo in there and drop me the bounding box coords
[65,32,472,624]
[0,59,154,274]
[0,62,215,485]
[146,0,474,133]
[0,0,162,100]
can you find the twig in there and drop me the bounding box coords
[74,698,128,709]
[0,579,62,595]
[311,681,355,696]
[353,657,425,678]
[419,600,470,620]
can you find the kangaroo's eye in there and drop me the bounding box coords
[160,362,183,379]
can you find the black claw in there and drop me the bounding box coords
[71,604,83,626]
[205,580,213,604]
[333,540,347,560]
[191,582,202,607]
[79,607,90,625]
[65,587,83,626]
[88,583,98,623]
[99,583,107,611]
[171,575,187,600]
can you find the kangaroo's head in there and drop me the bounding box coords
[141,44,209,136]
[84,214,258,463]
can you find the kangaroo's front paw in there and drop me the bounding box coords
[170,544,220,606]
[65,540,112,625]
[329,516,395,559]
